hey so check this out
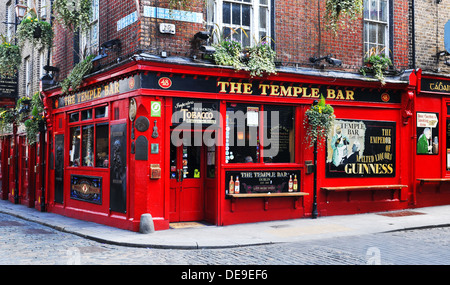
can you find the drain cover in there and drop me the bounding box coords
[377,210,425,217]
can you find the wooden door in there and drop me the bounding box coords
[169,132,204,222]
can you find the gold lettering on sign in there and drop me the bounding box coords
[217,80,356,101]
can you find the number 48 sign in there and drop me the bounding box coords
[151,101,161,117]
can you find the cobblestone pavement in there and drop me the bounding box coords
[1,212,449,265]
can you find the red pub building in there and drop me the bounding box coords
[5,0,450,232]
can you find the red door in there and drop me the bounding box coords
[169,131,204,222]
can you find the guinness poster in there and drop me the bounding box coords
[326,119,396,177]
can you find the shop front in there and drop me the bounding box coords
[414,72,450,207]
[41,58,418,231]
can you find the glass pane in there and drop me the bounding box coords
[223,2,231,24]
[226,103,259,163]
[259,7,267,30]
[363,0,369,19]
[260,0,268,5]
[95,106,108,118]
[170,142,177,179]
[232,3,241,25]
[243,29,251,46]
[380,0,387,22]
[95,123,109,168]
[69,127,81,167]
[82,125,94,167]
[81,109,92,120]
[263,105,295,163]
[69,112,79,122]
[183,145,201,179]
[447,105,450,115]
[242,5,250,27]
[377,25,385,45]
[369,23,377,44]
[370,0,377,21]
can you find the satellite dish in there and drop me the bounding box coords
[445,20,450,53]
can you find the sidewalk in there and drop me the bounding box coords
[1,199,450,249]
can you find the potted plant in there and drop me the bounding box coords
[53,0,92,32]
[60,54,95,94]
[16,15,53,48]
[0,108,16,133]
[212,39,246,71]
[360,47,392,85]
[324,0,363,31]
[246,39,277,77]
[0,37,22,78]
[303,96,335,148]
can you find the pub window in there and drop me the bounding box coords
[226,103,295,163]
[68,106,109,168]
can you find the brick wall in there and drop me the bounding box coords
[414,0,450,73]
[50,0,413,81]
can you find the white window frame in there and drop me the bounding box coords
[6,2,15,42]
[207,0,271,47]
[80,0,99,57]
[25,57,31,97]
[363,0,389,56]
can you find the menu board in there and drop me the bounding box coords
[225,170,301,196]
[326,120,396,177]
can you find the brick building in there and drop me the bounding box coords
[6,0,446,232]
[410,0,450,208]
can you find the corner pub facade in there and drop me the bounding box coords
[5,0,450,232]
[39,56,420,231]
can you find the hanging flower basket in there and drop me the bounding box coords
[304,96,335,148]
[0,40,21,78]
[324,0,363,31]
[17,16,53,48]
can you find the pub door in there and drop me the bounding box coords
[169,131,205,222]
[0,137,10,200]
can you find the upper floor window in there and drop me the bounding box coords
[80,0,99,56]
[363,0,389,56]
[207,0,271,47]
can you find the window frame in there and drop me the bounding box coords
[225,102,296,164]
[363,0,389,57]
[67,105,109,169]
[207,0,271,47]
[80,0,99,57]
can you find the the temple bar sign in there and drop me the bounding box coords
[54,74,140,108]
[142,73,401,104]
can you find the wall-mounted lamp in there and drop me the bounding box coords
[15,2,28,20]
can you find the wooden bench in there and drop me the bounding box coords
[321,184,408,202]
[226,192,309,211]
[417,178,450,192]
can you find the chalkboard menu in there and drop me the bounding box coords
[0,76,18,99]
[225,170,301,196]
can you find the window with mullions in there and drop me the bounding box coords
[207,0,271,47]
[225,103,295,164]
[363,0,388,55]
[68,106,109,168]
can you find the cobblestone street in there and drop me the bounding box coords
[1,212,450,266]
